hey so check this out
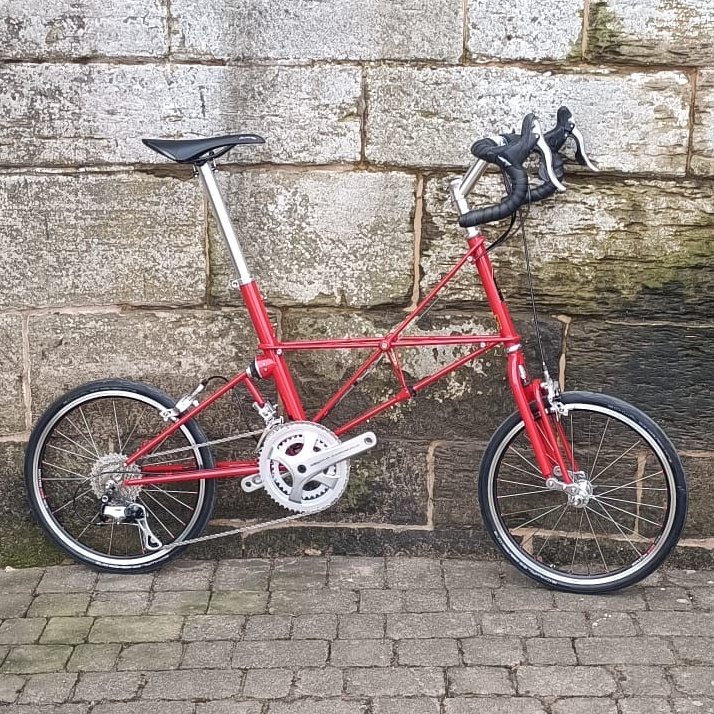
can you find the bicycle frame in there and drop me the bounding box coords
[123,163,576,489]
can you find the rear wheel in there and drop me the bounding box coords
[25,379,216,573]
[479,391,687,593]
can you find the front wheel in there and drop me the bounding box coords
[479,391,687,593]
[25,379,216,573]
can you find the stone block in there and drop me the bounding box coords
[214,559,270,591]
[209,170,415,308]
[0,672,24,703]
[330,557,386,590]
[269,589,357,616]
[88,616,183,643]
[575,636,674,665]
[373,698,440,714]
[516,665,617,696]
[40,618,93,645]
[422,174,714,319]
[73,672,142,701]
[294,667,343,697]
[566,321,714,451]
[0,567,43,594]
[232,640,328,668]
[141,669,244,700]
[181,640,233,669]
[0,174,205,310]
[242,667,292,698]
[243,615,291,640]
[1,0,167,59]
[28,594,90,617]
[270,557,327,590]
[467,0,583,61]
[0,619,47,645]
[366,66,690,174]
[692,69,714,175]
[447,665,513,695]
[344,666,445,697]
[182,615,245,641]
[0,64,361,166]
[445,699,545,714]
[398,638,459,666]
[338,614,385,639]
[171,0,462,61]
[208,591,268,615]
[19,672,78,704]
[117,642,183,670]
[1,645,72,674]
[330,639,392,667]
[28,309,256,417]
[66,644,120,672]
[387,612,479,639]
[461,636,524,666]
[387,557,443,589]
[88,592,150,617]
[292,614,338,640]
[0,316,25,434]
[149,591,210,615]
[481,613,539,637]
[586,0,714,65]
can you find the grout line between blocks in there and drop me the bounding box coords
[21,314,32,431]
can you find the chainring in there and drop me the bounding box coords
[258,421,349,514]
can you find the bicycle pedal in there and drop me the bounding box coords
[241,474,264,493]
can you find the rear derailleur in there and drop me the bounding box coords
[99,488,163,552]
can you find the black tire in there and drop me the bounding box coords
[25,379,216,573]
[479,391,687,593]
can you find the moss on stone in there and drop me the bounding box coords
[0,523,64,568]
[586,1,625,60]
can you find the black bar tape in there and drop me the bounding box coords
[458,164,529,228]
[527,153,565,203]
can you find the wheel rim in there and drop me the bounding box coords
[487,401,678,588]
[30,389,208,568]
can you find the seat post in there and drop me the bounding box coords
[197,162,253,285]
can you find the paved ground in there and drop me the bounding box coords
[0,556,713,713]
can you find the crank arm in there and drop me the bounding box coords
[301,431,377,479]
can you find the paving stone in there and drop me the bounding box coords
[1,646,72,674]
[360,590,403,614]
[553,592,646,612]
[330,639,392,667]
[0,673,25,703]
[690,588,714,610]
[0,595,33,619]
[667,570,714,588]
[233,640,328,669]
[366,66,690,174]
[154,561,215,591]
[93,704,196,714]
[448,666,513,695]
[387,612,479,639]
[617,666,671,696]
[141,669,244,700]
[18,673,78,705]
[149,591,210,616]
[444,698,545,714]
[449,589,494,611]
[387,558,443,589]
[66,644,121,672]
[329,557,386,590]
[244,615,291,640]
[467,0,582,61]
[645,587,693,611]
[619,699,673,714]
[495,588,555,611]
[672,637,714,664]
[443,560,501,589]
[243,668,292,698]
[271,558,327,590]
[181,641,233,669]
[292,615,338,640]
[117,642,183,671]
[40,619,92,645]
[637,612,714,636]
[214,560,271,591]
[672,667,714,696]
[673,699,714,714]
[95,573,155,592]
[517,666,617,696]
[28,595,89,618]
[170,0,461,61]
[182,615,245,641]
[269,590,357,615]
[0,646,8,667]
[398,638,459,666]
[88,592,150,617]
[403,589,448,613]
[209,592,269,615]
[270,701,366,714]
[197,703,262,714]
[37,567,96,594]
[373,698,440,714]
[526,637,577,665]
[541,612,589,638]
[89,616,183,643]
[550,699,617,714]
[345,667,445,697]
[0,569,44,594]
[461,636,524,666]
[0,620,47,645]
[575,637,674,665]
[73,672,142,701]
[481,613,539,637]
[294,667,343,697]
[588,612,637,637]
[338,614,385,639]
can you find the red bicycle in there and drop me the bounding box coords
[25,108,688,592]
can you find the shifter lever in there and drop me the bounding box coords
[533,119,566,192]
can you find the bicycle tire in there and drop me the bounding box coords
[479,391,687,593]
[25,379,217,573]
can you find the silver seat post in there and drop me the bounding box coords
[197,162,253,286]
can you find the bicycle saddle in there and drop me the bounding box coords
[142,133,265,164]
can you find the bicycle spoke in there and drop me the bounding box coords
[54,429,98,459]
[51,489,93,515]
[138,498,175,538]
[112,401,123,452]
[589,418,609,478]
[592,439,642,482]
[508,446,543,476]
[535,502,570,558]
[65,415,100,457]
[142,490,188,526]
[79,407,100,456]
[41,461,89,479]
[46,443,96,463]
[502,503,563,518]
[511,503,564,530]
[498,489,556,499]
[150,486,195,510]
[597,494,666,510]
[583,507,609,573]
[501,461,546,479]
[586,501,643,557]
[591,497,662,528]
[595,471,664,498]
[569,509,586,574]
[498,478,550,490]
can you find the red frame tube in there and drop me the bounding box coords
[124,234,569,488]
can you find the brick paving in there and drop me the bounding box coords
[0,557,712,713]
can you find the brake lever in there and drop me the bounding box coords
[533,119,566,192]
[570,125,599,172]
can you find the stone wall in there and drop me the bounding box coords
[2,0,713,566]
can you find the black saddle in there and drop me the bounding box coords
[142,133,265,164]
